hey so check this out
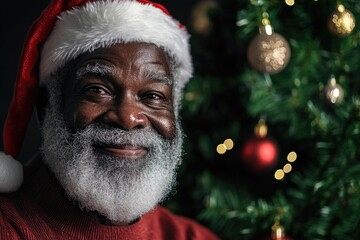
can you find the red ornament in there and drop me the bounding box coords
[241,119,278,172]
[241,136,278,172]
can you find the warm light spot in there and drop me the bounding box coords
[275,169,285,180]
[216,144,227,154]
[285,0,295,6]
[332,88,340,98]
[224,139,234,150]
[337,4,345,13]
[287,151,297,162]
[262,18,270,26]
[185,92,197,101]
[255,120,268,138]
[283,163,292,173]
[258,142,277,163]
[264,25,273,35]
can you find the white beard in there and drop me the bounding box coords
[40,91,183,223]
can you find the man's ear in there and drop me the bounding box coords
[36,85,49,126]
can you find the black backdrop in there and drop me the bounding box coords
[0,0,194,162]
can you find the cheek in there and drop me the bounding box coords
[64,102,105,130]
[147,112,176,140]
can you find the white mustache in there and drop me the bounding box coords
[72,123,169,149]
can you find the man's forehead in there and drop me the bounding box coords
[76,42,169,66]
[74,62,173,85]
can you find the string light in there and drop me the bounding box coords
[287,151,297,162]
[283,163,292,173]
[224,139,234,150]
[216,144,227,154]
[274,169,285,180]
[216,138,235,154]
[275,151,297,180]
[285,0,295,6]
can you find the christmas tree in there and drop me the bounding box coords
[165,0,360,239]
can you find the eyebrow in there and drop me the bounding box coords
[143,70,173,85]
[76,63,114,80]
[75,63,173,85]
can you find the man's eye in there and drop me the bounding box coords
[142,92,165,100]
[83,86,109,95]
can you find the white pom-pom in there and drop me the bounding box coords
[0,152,23,192]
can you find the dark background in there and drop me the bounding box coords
[0,0,194,162]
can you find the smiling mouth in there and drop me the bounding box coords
[94,144,148,159]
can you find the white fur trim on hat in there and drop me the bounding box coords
[40,0,192,91]
[0,152,23,192]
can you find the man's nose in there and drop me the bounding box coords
[102,96,148,130]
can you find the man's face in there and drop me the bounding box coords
[41,42,183,224]
[63,41,176,144]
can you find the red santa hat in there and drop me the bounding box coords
[1,0,192,192]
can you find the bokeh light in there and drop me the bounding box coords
[283,163,292,173]
[224,139,234,150]
[216,144,227,154]
[287,151,297,162]
[274,169,285,180]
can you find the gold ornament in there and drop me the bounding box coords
[190,0,217,35]
[272,222,285,240]
[328,4,356,36]
[247,21,291,74]
[255,118,268,138]
[324,77,344,104]
[268,217,292,240]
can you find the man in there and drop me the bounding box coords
[0,0,219,239]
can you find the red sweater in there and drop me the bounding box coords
[0,157,219,240]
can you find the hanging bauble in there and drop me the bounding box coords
[324,76,344,104]
[328,4,355,36]
[265,221,292,240]
[190,0,217,35]
[247,19,291,74]
[241,119,278,173]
